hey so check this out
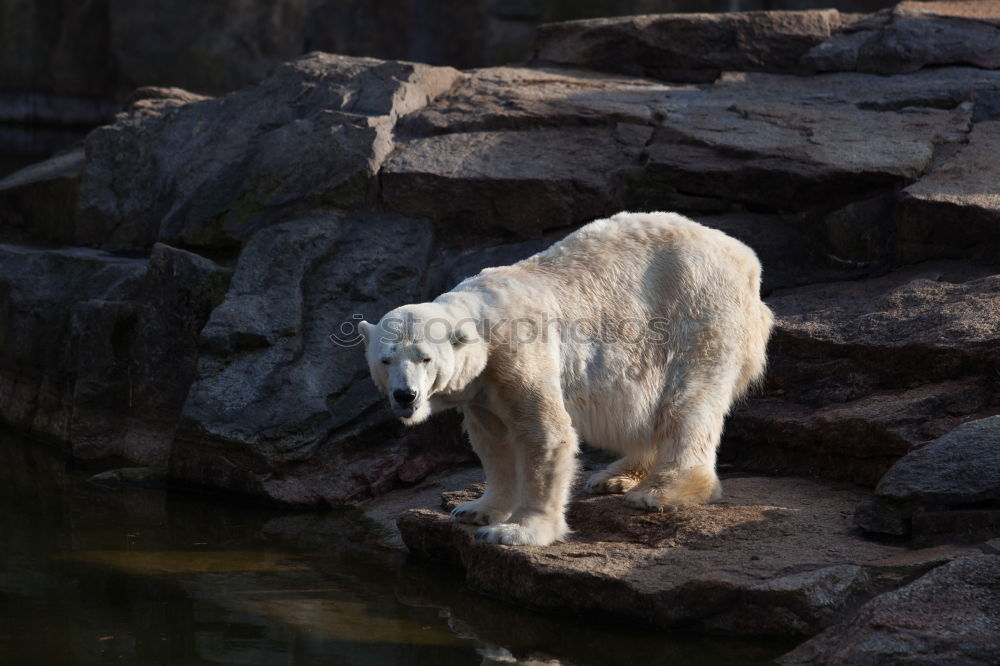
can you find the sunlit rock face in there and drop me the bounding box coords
[2,2,1000,510]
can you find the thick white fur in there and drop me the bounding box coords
[361,212,774,547]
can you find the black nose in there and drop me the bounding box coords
[393,389,417,406]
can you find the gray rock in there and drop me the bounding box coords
[897,120,1000,265]
[856,416,1000,542]
[382,125,650,244]
[804,3,1000,75]
[780,554,1000,665]
[640,98,970,212]
[534,10,844,82]
[76,54,460,251]
[400,65,704,135]
[173,213,472,505]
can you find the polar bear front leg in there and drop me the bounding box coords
[475,391,579,547]
[451,406,515,526]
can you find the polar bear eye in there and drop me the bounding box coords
[421,357,432,363]
[380,358,391,365]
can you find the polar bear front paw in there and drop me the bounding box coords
[450,499,511,526]
[474,516,567,547]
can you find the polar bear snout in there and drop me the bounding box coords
[391,389,419,418]
[392,388,418,405]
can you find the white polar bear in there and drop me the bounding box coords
[360,211,773,547]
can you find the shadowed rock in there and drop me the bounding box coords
[855,416,1000,543]
[724,264,1000,485]
[76,54,460,251]
[779,554,1000,665]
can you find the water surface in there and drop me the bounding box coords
[0,430,792,665]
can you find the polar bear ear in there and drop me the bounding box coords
[359,320,377,345]
[450,321,478,346]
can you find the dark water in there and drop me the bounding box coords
[0,430,793,665]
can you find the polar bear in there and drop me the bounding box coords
[360,211,773,547]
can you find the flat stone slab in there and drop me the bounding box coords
[534,10,844,82]
[398,476,965,636]
[898,120,1000,263]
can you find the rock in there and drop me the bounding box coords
[0,148,84,245]
[723,264,1000,485]
[639,97,970,213]
[0,241,229,465]
[855,416,1000,543]
[897,120,1000,265]
[694,213,853,294]
[805,2,1000,75]
[0,245,146,444]
[172,213,472,505]
[534,10,844,82]
[399,476,945,636]
[779,553,1000,665]
[382,125,650,244]
[76,54,460,251]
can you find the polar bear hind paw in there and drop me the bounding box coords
[585,469,642,495]
[624,467,722,510]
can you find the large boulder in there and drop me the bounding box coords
[172,213,472,505]
[76,54,460,251]
[780,554,1000,665]
[855,417,1000,543]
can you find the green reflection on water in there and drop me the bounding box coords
[0,430,794,665]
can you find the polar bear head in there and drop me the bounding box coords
[360,303,485,425]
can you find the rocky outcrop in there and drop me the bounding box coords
[724,263,1000,485]
[780,554,1000,665]
[2,1,1000,507]
[76,55,460,252]
[855,416,1000,544]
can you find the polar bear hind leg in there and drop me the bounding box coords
[624,377,729,510]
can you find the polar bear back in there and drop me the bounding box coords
[446,211,772,452]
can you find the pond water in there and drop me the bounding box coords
[0,430,793,665]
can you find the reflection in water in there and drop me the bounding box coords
[0,430,792,665]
